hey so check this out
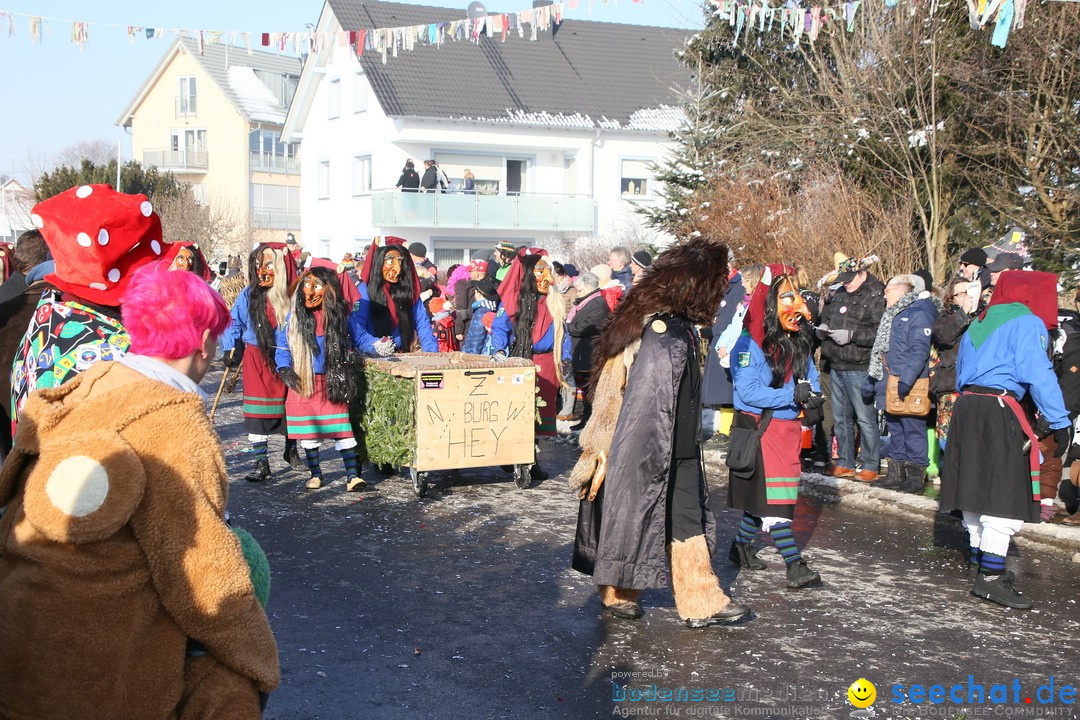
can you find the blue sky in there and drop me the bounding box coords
[0,0,704,186]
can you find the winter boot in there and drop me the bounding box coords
[283,438,305,471]
[244,459,271,483]
[871,458,904,490]
[972,570,1033,610]
[897,463,927,494]
[599,585,643,620]
[670,535,749,627]
[728,540,767,570]
[786,560,821,588]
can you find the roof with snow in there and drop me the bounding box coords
[330,0,692,131]
[117,37,301,127]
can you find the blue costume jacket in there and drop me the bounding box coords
[221,286,260,351]
[273,311,359,374]
[956,309,1069,430]
[348,283,438,354]
[489,304,571,360]
[730,332,820,420]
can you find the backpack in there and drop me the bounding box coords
[1054,310,1080,416]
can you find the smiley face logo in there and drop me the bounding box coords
[848,678,876,708]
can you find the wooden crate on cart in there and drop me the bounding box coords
[361,352,537,497]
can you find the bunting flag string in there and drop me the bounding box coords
[0,5,564,60]
[708,0,1030,47]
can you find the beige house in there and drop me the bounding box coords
[117,37,303,247]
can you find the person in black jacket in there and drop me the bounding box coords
[566,272,610,431]
[0,230,47,306]
[816,256,886,481]
[931,276,977,449]
[395,159,420,192]
[420,160,440,192]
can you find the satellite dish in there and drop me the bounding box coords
[467,1,487,19]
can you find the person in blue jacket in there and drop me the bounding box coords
[489,248,570,475]
[349,239,437,357]
[275,264,364,492]
[728,266,825,589]
[941,270,1070,610]
[221,242,302,482]
[865,274,940,493]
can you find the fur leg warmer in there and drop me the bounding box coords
[669,535,731,621]
[598,584,641,607]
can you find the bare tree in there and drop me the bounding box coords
[53,140,116,170]
[155,190,253,263]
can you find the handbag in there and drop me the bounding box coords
[725,409,773,478]
[884,360,931,417]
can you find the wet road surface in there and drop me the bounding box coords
[206,371,1080,720]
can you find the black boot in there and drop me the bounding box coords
[786,560,821,588]
[972,570,1032,609]
[283,439,305,471]
[244,458,271,483]
[871,458,903,489]
[897,463,926,494]
[728,541,767,570]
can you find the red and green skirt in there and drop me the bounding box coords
[242,350,286,435]
[285,375,355,441]
[534,352,558,436]
[728,411,803,520]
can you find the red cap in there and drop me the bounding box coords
[469,258,488,273]
[32,184,163,306]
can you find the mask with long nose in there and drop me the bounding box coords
[776,277,811,332]
[256,249,276,288]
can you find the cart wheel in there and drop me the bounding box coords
[409,467,429,498]
[514,464,532,490]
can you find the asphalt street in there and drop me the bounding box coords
[205,369,1080,720]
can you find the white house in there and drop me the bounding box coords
[282,0,689,267]
[0,180,34,245]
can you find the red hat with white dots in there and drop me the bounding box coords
[31,184,165,307]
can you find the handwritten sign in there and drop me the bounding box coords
[414,367,535,471]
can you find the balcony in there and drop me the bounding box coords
[370,189,595,233]
[175,96,197,117]
[250,152,300,175]
[252,207,301,230]
[143,149,208,173]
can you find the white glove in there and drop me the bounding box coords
[374,337,396,357]
[814,323,830,340]
[419,289,434,302]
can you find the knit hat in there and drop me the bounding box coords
[631,250,652,269]
[32,184,164,306]
[913,269,934,294]
[408,242,427,258]
[495,241,516,254]
[959,247,987,268]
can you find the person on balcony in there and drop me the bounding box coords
[396,159,420,192]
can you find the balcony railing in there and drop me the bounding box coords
[370,189,595,232]
[252,207,301,230]
[250,152,300,175]
[143,149,208,172]
[175,96,197,117]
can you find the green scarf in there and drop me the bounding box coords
[966,303,1031,350]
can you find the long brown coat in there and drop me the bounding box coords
[0,362,279,719]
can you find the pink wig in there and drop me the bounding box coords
[121,261,230,359]
[446,263,472,297]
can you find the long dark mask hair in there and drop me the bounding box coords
[287,266,360,404]
[247,246,290,369]
[510,254,543,359]
[762,280,814,388]
[366,246,418,351]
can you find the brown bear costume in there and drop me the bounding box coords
[0,362,279,719]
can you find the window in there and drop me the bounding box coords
[319,237,331,259]
[318,160,330,199]
[249,129,300,173]
[353,69,368,113]
[327,77,341,119]
[352,155,372,195]
[170,129,207,157]
[620,159,651,197]
[251,184,300,229]
[177,76,197,116]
